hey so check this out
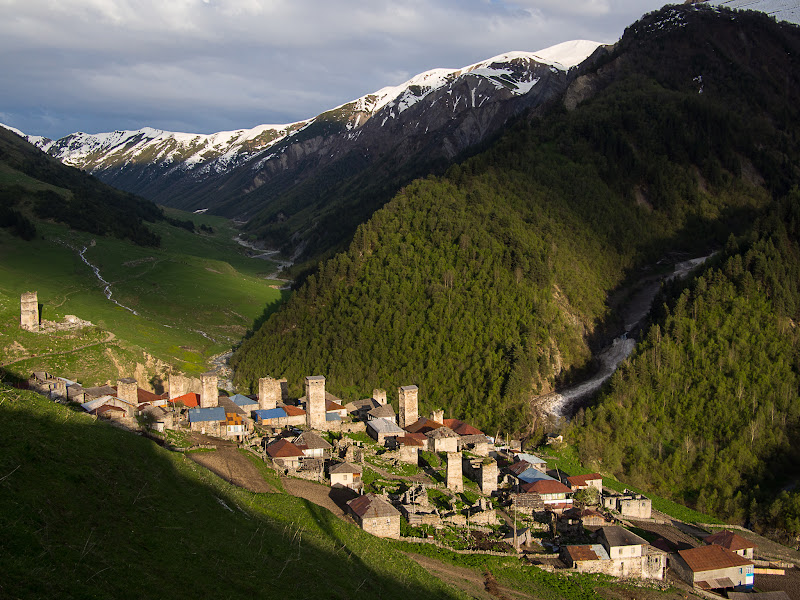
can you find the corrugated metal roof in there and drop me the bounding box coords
[188,406,226,423]
[254,407,287,420]
[230,393,256,407]
[523,479,572,495]
[601,526,648,548]
[367,419,405,435]
[517,452,547,465]
[565,544,610,562]
[567,473,603,487]
[679,544,753,573]
[518,468,555,484]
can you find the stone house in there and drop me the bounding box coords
[328,461,363,492]
[294,431,333,459]
[672,544,754,591]
[395,435,424,463]
[511,492,545,515]
[562,526,666,580]
[347,493,401,538]
[367,403,396,423]
[425,426,459,453]
[366,418,405,445]
[187,406,226,436]
[266,439,305,469]
[603,490,652,519]
[560,507,610,528]
[704,530,757,559]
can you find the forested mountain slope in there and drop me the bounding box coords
[232,6,800,434]
[0,127,166,246]
[571,189,800,536]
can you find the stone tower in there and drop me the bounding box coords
[430,409,444,423]
[447,452,463,492]
[200,372,219,408]
[305,375,326,430]
[480,458,498,495]
[20,291,39,331]
[373,389,387,406]
[117,378,138,406]
[398,385,418,429]
[258,377,281,411]
[168,374,188,400]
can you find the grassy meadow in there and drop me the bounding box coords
[0,210,288,385]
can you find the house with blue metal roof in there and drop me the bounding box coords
[230,394,258,412]
[188,406,226,436]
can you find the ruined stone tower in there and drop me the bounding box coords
[20,291,39,331]
[398,385,418,429]
[200,372,219,408]
[305,375,326,430]
[373,389,387,405]
[258,377,281,411]
[117,378,138,406]
[447,452,463,492]
[430,409,444,423]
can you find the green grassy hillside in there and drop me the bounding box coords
[0,386,468,599]
[232,6,800,435]
[0,213,286,385]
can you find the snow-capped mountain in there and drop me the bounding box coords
[9,40,601,214]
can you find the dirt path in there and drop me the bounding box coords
[188,447,275,493]
[0,331,117,367]
[405,552,534,600]
[279,476,357,522]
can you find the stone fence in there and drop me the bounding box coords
[398,536,514,557]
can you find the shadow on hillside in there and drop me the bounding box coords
[0,388,462,600]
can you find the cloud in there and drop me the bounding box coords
[0,0,666,138]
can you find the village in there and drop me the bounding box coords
[18,292,798,600]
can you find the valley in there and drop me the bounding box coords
[2,2,800,599]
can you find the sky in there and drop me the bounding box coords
[0,1,681,140]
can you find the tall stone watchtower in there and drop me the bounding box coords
[398,385,418,429]
[200,372,219,408]
[305,375,326,430]
[258,377,281,411]
[447,452,463,492]
[117,378,139,406]
[20,291,39,331]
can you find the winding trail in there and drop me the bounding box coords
[535,253,713,418]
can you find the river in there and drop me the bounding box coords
[536,253,713,418]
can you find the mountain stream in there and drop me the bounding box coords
[536,254,712,419]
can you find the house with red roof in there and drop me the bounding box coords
[266,439,305,469]
[169,392,200,408]
[521,478,573,512]
[672,544,754,591]
[567,473,603,492]
[704,530,757,559]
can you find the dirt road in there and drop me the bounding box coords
[188,447,275,493]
